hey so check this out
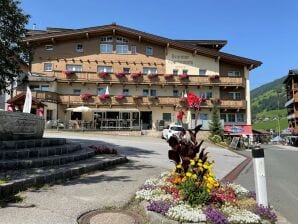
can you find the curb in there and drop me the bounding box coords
[0,156,128,198]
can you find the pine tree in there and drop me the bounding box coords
[209,104,222,136]
[0,0,30,94]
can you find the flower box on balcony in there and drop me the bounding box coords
[179,97,188,103]
[80,93,93,101]
[63,71,76,77]
[115,72,127,78]
[133,96,143,100]
[98,94,111,101]
[178,74,189,80]
[211,98,221,104]
[148,73,159,79]
[130,72,142,80]
[164,74,174,79]
[209,74,220,81]
[99,72,110,79]
[148,96,159,101]
[115,95,126,101]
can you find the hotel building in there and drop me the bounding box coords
[20,23,261,133]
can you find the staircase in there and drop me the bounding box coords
[0,138,127,198]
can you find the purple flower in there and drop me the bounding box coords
[248,190,256,199]
[147,201,172,216]
[204,207,228,224]
[255,205,277,223]
[139,184,157,190]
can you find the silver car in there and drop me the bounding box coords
[162,125,184,140]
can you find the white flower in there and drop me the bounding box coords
[222,206,261,223]
[227,183,249,195]
[135,189,174,202]
[166,204,206,222]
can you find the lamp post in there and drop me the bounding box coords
[276,90,281,137]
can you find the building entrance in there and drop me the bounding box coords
[141,111,152,130]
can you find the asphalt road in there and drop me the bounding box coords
[235,144,298,224]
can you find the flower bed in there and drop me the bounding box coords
[135,126,277,224]
[80,93,93,101]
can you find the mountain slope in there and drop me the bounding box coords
[251,75,288,130]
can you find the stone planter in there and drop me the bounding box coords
[0,111,45,140]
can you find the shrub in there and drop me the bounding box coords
[209,135,222,143]
[179,179,209,206]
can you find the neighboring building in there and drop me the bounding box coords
[22,23,261,131]
[284,69,298,135]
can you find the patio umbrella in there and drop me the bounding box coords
[105,85,110,95]
[70,106,92,112]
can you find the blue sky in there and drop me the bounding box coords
[20,0,298,89]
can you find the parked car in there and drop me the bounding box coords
[45,120,65,129]
[162,124,184,140]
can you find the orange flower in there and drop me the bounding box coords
[173,176,182,184]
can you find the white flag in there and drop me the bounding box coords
[23,86,32,113]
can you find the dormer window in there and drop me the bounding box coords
[100,36,113,42]
[116,36,128,43]
[45,45,53,51]
[76,43,83,52]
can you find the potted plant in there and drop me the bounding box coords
[115,72,126,78]
[148,73,159,79]
[164,74,174,79]
[98,94,111,101]
[99,72,110,79]
[133,96,143,100]
[179,73,189,80]
[209,74,220,81]
[115,95,126,101]
[130,72,142,80]
[63,71,76,77]
[80,93,93,101]
[179,97,188,103]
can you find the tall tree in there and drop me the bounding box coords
[0,0,30,94]
[209,103,222,136]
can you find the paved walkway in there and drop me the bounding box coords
[0,131,246,224]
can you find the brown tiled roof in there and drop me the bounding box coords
[23,23,262,69]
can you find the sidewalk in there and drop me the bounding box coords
[0,132,247,224]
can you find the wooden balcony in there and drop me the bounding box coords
[50,71,245,87]
[17,91,60,103]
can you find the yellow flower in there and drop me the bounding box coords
[214,182,219,187]
[191,174,197,179]
[207,183,213,189]
[207,177,215,183]
[199,159,203,163]
[203,164,209,169]
[186,172,192,177]
[176,164,182,169]
[182,177,187,182]
[190,160,195,166]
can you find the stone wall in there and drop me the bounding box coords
[0,111,45,140]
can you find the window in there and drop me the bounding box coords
[173,90,179,97]
[97,66,113,72]
[116,45,129,54]
[143,67,157,74]
[116,36,128,43]
[199,69,207,76]
[228,92,241,100]
[123,89,129,96]
[45,45,53,51]
[220,114,227,122]
[146,46,153,56]
[73,89,81,95]
[98,88,105,95]
[150,89,157,96]
[131,45,137,54]
[163,113,171,122]
[44,63,53,71]
[200,91,212,99]
[46,109,53,121]
[143,89,149,96]
[237,113,245,122]
[228,114,236,122]
[100,36,113,42]
[30,85,40,91]
[41,85,49,91]
[66,64,82,71]
[100,44,113,53]
[228,71,241,77]
[173,69,178,75]
[199,113,208,120]
[76,43,83,52]
[182,69,188,74]
[123,67,130,73]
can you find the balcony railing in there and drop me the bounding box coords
[49,71,245,87]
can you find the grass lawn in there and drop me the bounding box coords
[252,118,288,131]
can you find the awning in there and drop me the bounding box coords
[224,125,252,135]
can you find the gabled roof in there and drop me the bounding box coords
[23,23,262,70]
[283,69,298,84]
[7,92,46,106]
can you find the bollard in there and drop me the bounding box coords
[252,146,268,207]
